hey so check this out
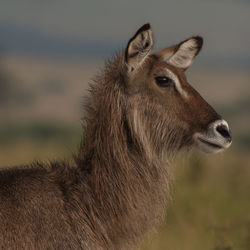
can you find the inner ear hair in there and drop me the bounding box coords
[125,23,153,71]
[167,36,203,70]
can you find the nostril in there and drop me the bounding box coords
[216,125,232,141]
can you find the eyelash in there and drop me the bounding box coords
[155,76,175,87]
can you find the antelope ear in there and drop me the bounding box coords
[125,23,153,72]
[155,36,203,70]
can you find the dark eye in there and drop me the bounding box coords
[155,76,174,87]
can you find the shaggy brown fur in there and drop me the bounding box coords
[0,24,227,250]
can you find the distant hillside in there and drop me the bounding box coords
[0,23,118,59]
[0,23,249,69]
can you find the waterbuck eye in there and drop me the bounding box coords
[155,76,174,87]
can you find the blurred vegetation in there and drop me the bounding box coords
[0,123,81,146]
[141,152,250,250]
[0,123,81,167]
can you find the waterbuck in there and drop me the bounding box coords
[0,24,232,250]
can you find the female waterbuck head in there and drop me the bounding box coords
[123,23,232,156]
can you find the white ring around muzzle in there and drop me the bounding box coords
[194,119,232,153]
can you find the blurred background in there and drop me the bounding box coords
[0,0,249,249]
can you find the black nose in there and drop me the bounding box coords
[216,125,232,142]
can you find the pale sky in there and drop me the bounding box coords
[0,0,249,67]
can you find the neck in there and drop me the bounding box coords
[76,55,171,249]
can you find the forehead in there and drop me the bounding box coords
[148,56,185,80]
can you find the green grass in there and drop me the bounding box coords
[0,123,82,146]
[0,123,81,167]
[142,152,250,250]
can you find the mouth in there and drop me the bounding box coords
[197,136,224,150]
[194,133,231,154]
